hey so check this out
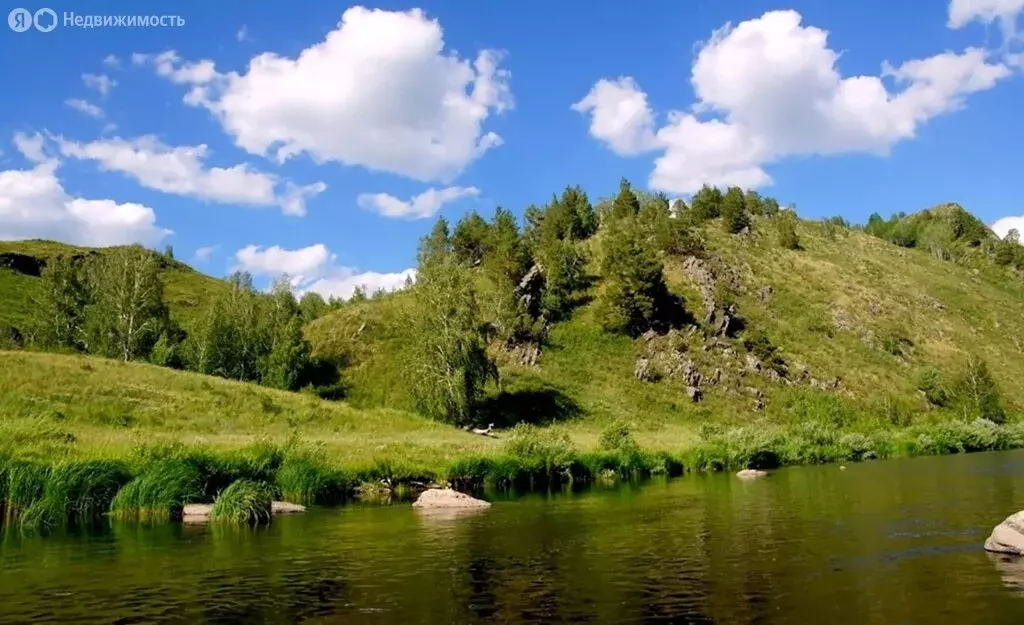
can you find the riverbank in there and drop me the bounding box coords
[4,416,1024,531]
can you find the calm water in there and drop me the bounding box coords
[2,451,1024,624]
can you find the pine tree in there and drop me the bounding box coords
[776,212,801,250]
[596,220,674,336]
[688,185,723,223]
[262,316,311,390]
[565,185,598,238]
[419,217,452,266]
[486,206,530,285]
[610,178,641,220]
[452,211,492,266]
[744,190,764,216]
[721,186,750,234]
[299,292,329,321]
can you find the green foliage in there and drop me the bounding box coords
[20,459,131,529]
[742,329,787,376]
[503,423,577,477]
[32,254,89,351]
[537,238,587,320]
[452,211,492,266]
[688,185,723,223]
[744,190,764,216]
[298,292,329,322]
[407,252,496,425]
[149,331,184,369]
[163,245,174,260]
[721,186,751,234]
[776,212,801,250]
[275,450,349,505]
[87,246,169,361]
[610,178,641,221]
[484,207,531,285]
[994,229,1023,268]
[565,185,599,239]
[917,366,952,407]
[954,357,1004,423]
[761,196,780,217]
[863,204,997,263]
[419,217,452,266]
[598,419,639,452]
[596,219,677,336]
[110,459,204,520]
[210,479,273,525]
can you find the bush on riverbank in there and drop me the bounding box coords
[2,416,1023,531]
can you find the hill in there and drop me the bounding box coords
[306,204,1024,437]
[0,239,230,340]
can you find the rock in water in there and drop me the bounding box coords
[271,501,307,515]
[182,503,213,523]
[412,488,491,509]
[736,469,768,479]
[985,511,1024,555]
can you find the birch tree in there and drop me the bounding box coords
[88,246,168,361]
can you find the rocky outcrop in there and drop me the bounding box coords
[516,263,545,317]
[0,253,45,277]
[679,255,742,338]
[412,488,491,510]
[985,511,1024,555]
[736,469,768,479]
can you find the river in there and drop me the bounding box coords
[2,450,1024,623]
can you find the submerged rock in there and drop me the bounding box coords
[412,488,490,510]
[736,469,768,479]
[985,511,1024,555]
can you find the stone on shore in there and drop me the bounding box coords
[984,511,1024,555]
[412,488,491,509]
[180,501,306,523]
[736,469,768,479]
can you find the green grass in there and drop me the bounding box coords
[0,239,230,335]
[109,459,205,521]
[210,479,273,525]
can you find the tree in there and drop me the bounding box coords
[955,357,1005,423]
[33,255,89,351]
[87,246,169,361]
[299,291,329,321]
[452,211,492,266]
[408,252,496,425]
[565,185,598,238]
[761,196,780,217]
[721,186,750,234]
[671,199,687,217]
[419,217,452,266]
[537,238,586,320]
[262,315,311,390]
[776,212,801,250]
[485,207,530,285]
[688,185,723,223]
[744,190,764,216]
[596,219,675,336]
[994,229,1021,267]
[349,286,368,303]
[163,245,174,260]
[523,204,545,249]
[610,178,641,220]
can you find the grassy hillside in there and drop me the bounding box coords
[307,213,1024,435]
[0,240,230,336]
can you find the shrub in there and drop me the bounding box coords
[503,423,576,479]
[598,419,639,453]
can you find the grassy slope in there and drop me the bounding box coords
[0,350,498,470]
[306,216,1024,442]
[0,240,230,332]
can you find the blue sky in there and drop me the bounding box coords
[1,0,1023,297]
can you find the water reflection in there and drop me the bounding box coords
[1,451,1024,623]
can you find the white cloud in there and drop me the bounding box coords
[571,77,658,156]
[103,54,121,68]
[65,99,104,119]
[55,135,326,215]
[0,154,170,247]
[193,245,219,261]
[357,186,479,219]
[234,242,415,299]
[13,132,47,164]
[948,0,1024,33]
[991,215,1024,239]
[145,6,512,182]
[576,10,1013,194]
[236,25,250,42]
[83,73,116,96]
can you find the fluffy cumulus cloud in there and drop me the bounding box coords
[234,243,414,300]
[991,215,1024,239]
[357,186,479,219]
[82,73,116,96]
[0,134,170,246]
[138,6,512,182]
[55,135,326,215]
[948,0,1024,31]
[575,10,1013,193]
[570,77,657,156]
[193,245,219,262]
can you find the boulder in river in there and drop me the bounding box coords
[736,469,768,479]
[984,511,1024,555]
[271,501,307,515]
[181,501,306,523]
[412,488,490,509]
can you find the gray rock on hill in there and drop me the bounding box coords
[985,511,1024,555]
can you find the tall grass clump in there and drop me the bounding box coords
[275,450,349,505]
[2,460,48,523]
[210,479,273,525]
[110,459,205,521]
[20,460,131,529]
